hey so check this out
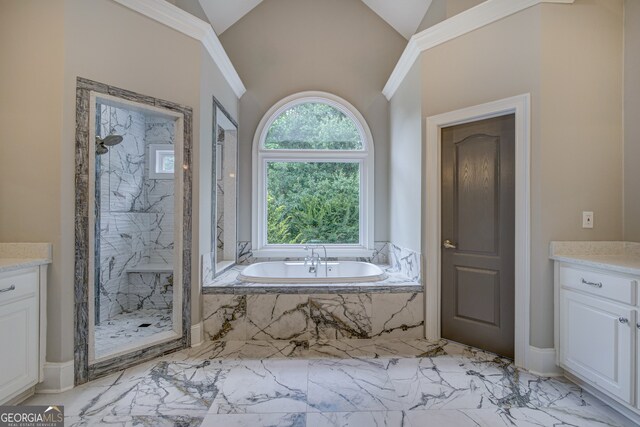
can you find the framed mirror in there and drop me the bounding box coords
[74,78,192,384]
[211,97,239,276]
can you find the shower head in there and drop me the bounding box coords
[101,134,123,146]
[95,134,123,155]
[96,142,109,155]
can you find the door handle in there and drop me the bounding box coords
[443,239,457,249]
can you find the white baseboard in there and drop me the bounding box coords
[527,346,563,377]
[191,322,204,347]
[36,361,74,394]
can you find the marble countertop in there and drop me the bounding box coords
[0,243,52,274]
[549,241,640,276]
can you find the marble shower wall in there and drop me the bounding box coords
[97,104,175,322]
[202,292,424,342]
[98,105,147,321]
[144,119,175,265]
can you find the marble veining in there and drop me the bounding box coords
[388,243,421,283]
[96,104,176,322]
[74,77,193,385]
[236,241,390,266]
[94,308,173,359]
[24,338,630,426]
[203,291,424,342]
[202,264,421,294]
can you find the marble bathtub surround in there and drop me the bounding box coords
[235,240,390,265]
[23,338,627,427]
[202,291,424,342]
[74,77,193,384]
[202,264,421,294]
[388,243,421,282]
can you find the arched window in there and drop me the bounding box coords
[252,92,374,257]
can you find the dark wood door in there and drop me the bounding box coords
[441,114,515,358]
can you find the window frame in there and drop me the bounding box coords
[252,91,375,258]
[148,143,175,179]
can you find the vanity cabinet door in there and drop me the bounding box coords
[559,289,634,404]
[0,290,39,403]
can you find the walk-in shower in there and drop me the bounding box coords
[74,78,192,384]
[91,96,181,360]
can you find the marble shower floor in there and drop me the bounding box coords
[26,338,633,427]
[94,308,173,359]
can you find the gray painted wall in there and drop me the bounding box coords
[0,0,238,364]
[624,0,640,241]
[389,63,422,252]
[219,0,407,243]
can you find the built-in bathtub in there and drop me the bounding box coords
[238,261,387,284]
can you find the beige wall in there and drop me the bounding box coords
[0,0,238,363]
[0,0,66,360]
[624,0,640,241]
[419,0,623,348]
[219,0,407,242]
[389,63,422,252]
[536,0,623,347]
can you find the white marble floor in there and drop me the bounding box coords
[26,339,633,427]
[94,308,173,359]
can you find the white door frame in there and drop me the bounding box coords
[425,94,531,369]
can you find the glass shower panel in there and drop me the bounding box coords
[93,102,177,360]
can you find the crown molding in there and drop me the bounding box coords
[382,0,574,100]
[113,0,246,98]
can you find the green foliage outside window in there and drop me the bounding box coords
[265,103,362,150]
[264,102,362,244]
[267,162,360,244]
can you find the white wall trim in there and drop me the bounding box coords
[528,346,563,377]
[36,361,75,394]
[112,0,246,98]
[191,322,204,347]
[383,0,574,100]
[425,94,531,370]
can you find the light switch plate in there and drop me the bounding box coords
[582,211,594,229]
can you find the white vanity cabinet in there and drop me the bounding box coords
[0,265,47,404]
[554,257,640,418]
[559,287,634,403]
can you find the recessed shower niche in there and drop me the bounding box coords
[74,78,192,384]
[212,98,238,275]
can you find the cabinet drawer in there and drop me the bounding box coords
[559,265,636,305]
[0,268,38,306]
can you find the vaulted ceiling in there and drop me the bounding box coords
[197,0,433,39]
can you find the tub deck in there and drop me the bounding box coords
[203,264,422,294]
